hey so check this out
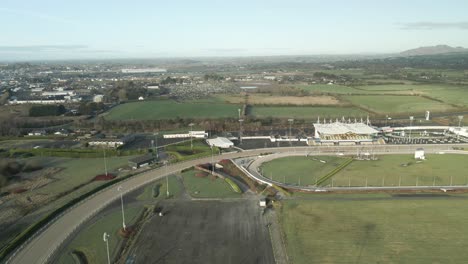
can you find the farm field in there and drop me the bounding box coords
[297,84,360,94]
[343,95,458,114]
[105,99,240,120]
[250,106,368,118]
[280,197,468,264]
[220,94,341,105]
[329,154,468,187]
[181,169,241,198]
[260,156,349,186]
[57,204,144,264]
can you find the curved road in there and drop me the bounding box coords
[7,144,468,263]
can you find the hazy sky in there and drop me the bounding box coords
[1,0,468,60]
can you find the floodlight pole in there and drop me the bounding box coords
[165,161,169,197]
[103,232,110,264]
[103,148,108,176]
[154,132,159,160]
[288,118,294,146]
[117,186,126,231]
[189,123,194,150]
[210,145,214,175]
[457,116,463,140]
[409,116,414,142]
[239,119,244,144]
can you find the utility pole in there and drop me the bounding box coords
[103,232,110,264]
[117,186,126,231]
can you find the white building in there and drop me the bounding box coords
[206,137,234,149]
[415,148,425,160]
[163,131,208,139]
[93,94,104,103]
[313,121,378,145]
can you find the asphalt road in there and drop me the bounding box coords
[7,143,468,264]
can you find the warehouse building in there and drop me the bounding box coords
[129,154,155,169]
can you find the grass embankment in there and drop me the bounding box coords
[58,205,143,264]
[165,140,218,161]
[181,169,241,198]
[105,99,240,120]
[136,175,182,201]
[280,198,468,263]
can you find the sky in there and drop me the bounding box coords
[1,0,468,60]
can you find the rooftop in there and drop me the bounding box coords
[314,122,378,135]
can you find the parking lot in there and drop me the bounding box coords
[128,199,275,264]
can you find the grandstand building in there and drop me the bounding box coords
[313,121,379,145]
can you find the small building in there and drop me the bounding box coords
[163,131,208,139]
[206,137,234,149]
[28,130,46,136]
[129,155,155,169]
[415,148,425,160]
[88,135,135,148]
[259,198,267,207]
[93,94,104,103]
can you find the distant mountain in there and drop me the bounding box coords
[400,45,467,56]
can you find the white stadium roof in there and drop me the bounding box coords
[314,122,378,135]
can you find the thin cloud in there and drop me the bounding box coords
[0,7,78,26]
[400,21,468,30]
[0,45,88,52]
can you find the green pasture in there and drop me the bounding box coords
[260,156,350,186]
[250,106,368,118]
[280,198,468,264]
[181,169,241,198]
[104,99,240,120]
[343,95,457,114]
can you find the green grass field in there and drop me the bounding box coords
[260,156,350,186]
[343,95,457,114]
[136,175,182,200]
[104,99,240,120]
[181,169,241,198]
[251,106,368,118]
[330,154,468,187]
[57,204,143,264]
[280,198,468,264]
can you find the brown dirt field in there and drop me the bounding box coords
[221,94,341,105]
